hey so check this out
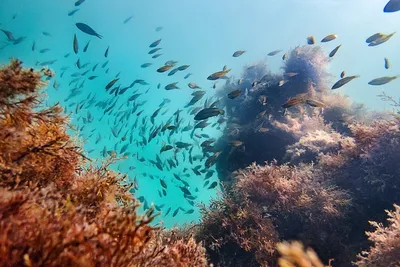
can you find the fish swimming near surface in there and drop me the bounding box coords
[368,32,396,46]
[329,45,342,57]
[157,65,173,73]
[321,34,337,42]
[207,67,231,80]
[42,32,52,37]
[384,0,400,12]
[156,26,163,32]
[307,36,315,45]
[32,41,35,51]
[73,34,79,54]
[123,15,134,24]
[1,29,15,41]
[75,0,85,6]
[150,39,161,48]
[177,65,190,71]
[68,9,80,16]
[232,50,246,57]
[340,71,346,78]
[83,41,90,52]
[331,75,360,89]
[268,49,282,56]
[368,76,399,86]
[149,48,162,54]
[105,46,109,58]
[366,33,385,44]
[194,108,225,120]
[384,58,390,69]
[105,78,119,90]
[76,23,102,39]
[141,63,152,68]
[165,82,179,90]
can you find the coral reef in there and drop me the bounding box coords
[197,45,400,266]
[0,60,207,266]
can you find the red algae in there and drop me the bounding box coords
[0,60,208,267]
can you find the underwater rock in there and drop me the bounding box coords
[198,45,400,266]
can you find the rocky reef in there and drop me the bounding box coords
[197,46,400,266]
[0,60,208,267]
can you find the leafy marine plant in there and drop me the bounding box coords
[0,59,207,267]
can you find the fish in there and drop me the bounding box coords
[282,53,288,60]
[68,9,80,16]
[1,29,15,41]
[123,15,134,24]
[83,41,90,52]
[267,50,282,56]
[157,65,173,73]
[384,0,400,12]
[194,108,225,120]
[368,76,399,86]
[149,48,162,54]
[184,73,192,79]
[305,99,326,108]
[160,179,168,189]
[104,46,109,58]
[259,95,267,105]
[73,34,79,54]
[40,48,51,53]
[172,208,179,217]
[150,39,161,48]
[168,68,179,76]
[165,82,179,90]
[188,82,201,89]
[88,76,97,80]
[208,181,218,189]
[228,90,241,99]
[307,36,315,45]
[42,32,52,37]
[368,32,396,46]
[76,23,102,39]
[232,50,246,57]
[331,75,360,89]
[75,0,85,6]
[32,41,35,51]
[340,71,346,78]
[321,34,337,42]
[207,68,231,80]
[282,94,307,108]
[105,78,120,90]
[152,53,162,59]
[156,26,163,32]
[384,58,390,69]
[160,144,173,153]
[141,63,152,68]
[230,140,244,147]
[366,33,386,44]
[177,65,190,71]
[329,45,342,57]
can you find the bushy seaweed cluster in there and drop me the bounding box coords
[0,60,207,267]
[198,46,400,266]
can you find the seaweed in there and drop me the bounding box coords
[0,59,208,267]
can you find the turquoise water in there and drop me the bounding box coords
[1,0,399,227]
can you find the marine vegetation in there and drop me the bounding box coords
[196,45,400,266]
[0,59,207,267]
